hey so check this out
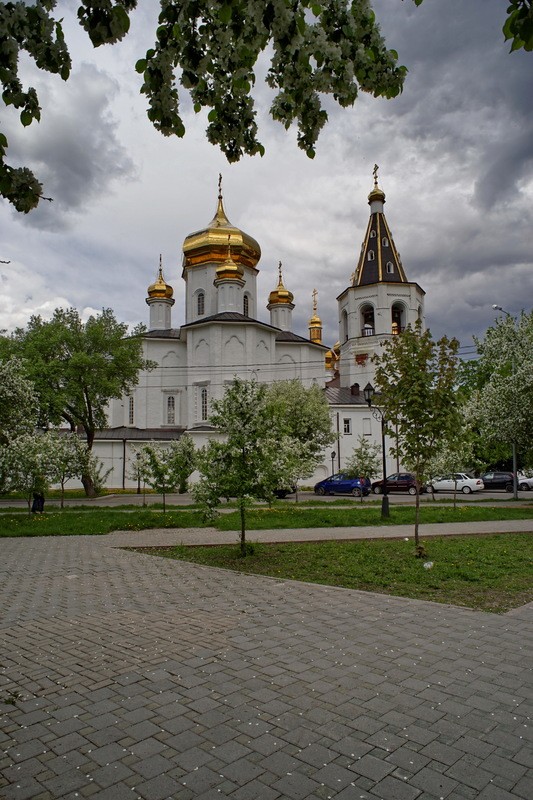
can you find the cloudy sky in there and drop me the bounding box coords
[1,0,531,359]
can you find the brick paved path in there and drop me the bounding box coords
[1,530,532,799]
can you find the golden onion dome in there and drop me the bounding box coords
[368,163,386,204]
[308,288,322,327]
[215,238,245,281]
[268,262,294,305]
[147,260,174,299]
[183,177,261,271]
[325,349,335,369]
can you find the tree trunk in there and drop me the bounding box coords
[414,488,420,549]
[82,429,96,497]
[81,473,96,498]
[239,498,247,556]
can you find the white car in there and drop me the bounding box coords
[428,473,484,494]
[517,474,533,491]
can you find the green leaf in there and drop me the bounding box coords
[20,111,33,127]
[135,59,147,74]
[208,109,218,122]
[219,5,232,24]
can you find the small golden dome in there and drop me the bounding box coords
[183,176,261,271]
[268,262,294,305]
[215,237,244,281]
[147,259,173,299]
[333,341,341,354]
[368,163,386,204]
[308,288,322,327]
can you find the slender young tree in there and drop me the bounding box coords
[142,438,196,511]
[344,435,380,502]
[373,321,461,552]
[193,378,297,555]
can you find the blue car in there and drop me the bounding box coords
[314,473,371,497]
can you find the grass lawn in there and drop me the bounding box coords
[130,534,533,614]
[1,503,533,537]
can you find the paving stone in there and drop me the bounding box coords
[1,531,531,800]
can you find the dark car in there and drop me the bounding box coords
[314,473,371,497]
[480,472,515,492]
[371,472,427,495]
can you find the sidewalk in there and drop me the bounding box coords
[0,525,532,800]
[106,517,533,548]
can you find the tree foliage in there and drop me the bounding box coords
[344,434,380,479]
[373,322,461,548]
[0,431,56,509]
[142,436,196,510]
[0,356,38,445]
[194,378,316,554]
[6,307,152,495]
[264,379,335,494]
[1,0,406,212]
[1,1,529,212]
[470,310,533,459]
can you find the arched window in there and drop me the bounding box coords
[367,251,375,261]
[342,310,349,342]
[370,230,376,238]
[128,396,134,425]
[167,396,175,424]
[200,387,208,421]
[386,261,394,274]
[361,306,375,336]
[382,237,389,247]
[243,294,249,317]
[392,304,403,334]
[197,291,205,316]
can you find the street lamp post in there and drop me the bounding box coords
[135,452,141,495]
[492,305,518,500]
[330,451,336,475]
[363,382,390,519]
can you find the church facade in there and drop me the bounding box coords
[96,172,425,488]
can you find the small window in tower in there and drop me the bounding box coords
[343,418,351,435]
[367,251,375,261]
[370,230,376,238]
[382,237,389,247]
[128,396,134,425]
[197,291,205,316]
[167,396,175,425]
[200,387,208,421]
[386,262,394,274]
[243,294,249,317]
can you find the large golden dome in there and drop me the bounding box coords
[182,183,261,271]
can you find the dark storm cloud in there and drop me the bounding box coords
[3,63,136,229]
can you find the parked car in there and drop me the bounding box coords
[480,472,515,491]
[427,473,484,494]
[371,472,427,495]
[517,474,533,491]
[274,485,296,499]
[314,473,371,497]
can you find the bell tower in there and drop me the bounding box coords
[337,167,426,388]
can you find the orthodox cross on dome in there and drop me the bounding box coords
[312,287,318,313]
[278,260,284,285]
[218,173,223,200]
[373,163,379,188]
[158,253,163,280]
